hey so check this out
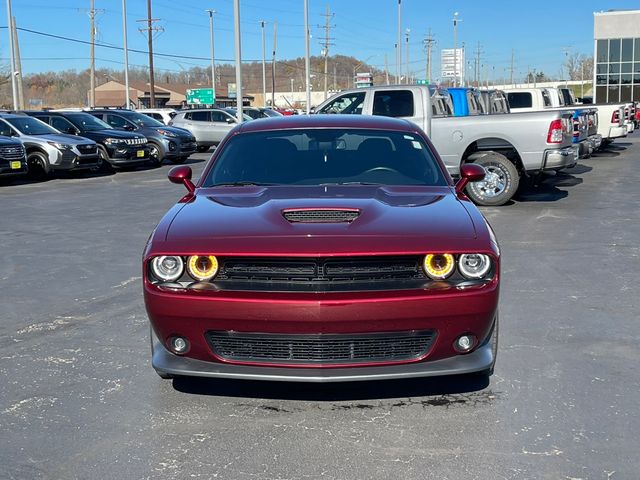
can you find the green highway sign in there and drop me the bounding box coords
[186,88,215,105]
[416,79,429,85]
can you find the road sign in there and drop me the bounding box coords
[228,83,237,99]
[355,72,373,88]
[416,79,429,85]
[186,88,215,105]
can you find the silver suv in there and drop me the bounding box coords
[169,108,251,152]
[0,114,99,178]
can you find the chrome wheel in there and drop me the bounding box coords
[470,164,507,198]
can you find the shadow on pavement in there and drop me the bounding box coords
[171,372,490,401]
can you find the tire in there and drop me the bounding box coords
[26,151,49,181]
[464,153,519,206]
[148,142,164,166]
[196,145,210,153]
[94,146,114,173]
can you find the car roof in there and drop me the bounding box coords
[237,114,417,134]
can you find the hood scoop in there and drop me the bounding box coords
[282,208,360,224]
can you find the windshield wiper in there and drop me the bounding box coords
[211,181,278,187]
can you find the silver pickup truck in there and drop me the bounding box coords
[315,85,575,206]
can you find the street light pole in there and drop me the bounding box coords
[122,0,130,109]
[405,28,410,85]
[233,0,243,123]
[5,0,17,109]
[452,12,459,87]
[261,20,267,107]
[304,0,311,114]
[207,9,216,106]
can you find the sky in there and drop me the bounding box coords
[1,0,638,82]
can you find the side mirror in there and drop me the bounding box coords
[225,117,235,124]
[67,127,78,135]
[125,124,136,131]
[168,165,195,193]
[455,163,485,194]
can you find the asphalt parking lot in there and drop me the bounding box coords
[1,137,639,480]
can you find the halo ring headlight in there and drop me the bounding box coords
[151,255,184,282]
[458,254,491,279]
[423,253,455,280]
[187,255,219,281]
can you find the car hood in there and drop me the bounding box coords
[31,133,97,145]
[160,186,480,255]
[80,129,144,141]
[149,125,194,138]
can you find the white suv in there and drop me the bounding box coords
[137,108,177,125]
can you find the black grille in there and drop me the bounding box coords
[77,144,97,154]
[0,145,25,160]
[215,255,426,292]
[124,137,147,146]
[206,330,436,365]
[283,209,360,223]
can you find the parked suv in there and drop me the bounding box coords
[169,108,251,152]
[0,113,99,178]
[136,108,177,125]
[89,109,196,165]
[27,111,150,172]
[0,136,27,180]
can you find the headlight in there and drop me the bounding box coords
[104,138,125,145]
[458,254,491,279]
[157,128,176,138]
[187,255,219,281]
[151,256,184,282]
[47,141,72,150]
[423,253,455,280]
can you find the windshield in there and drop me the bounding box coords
[261,109,283,117]
[67,113,112,131]
[224,109,254,122]
[5,116,59,135]
[203,129,446,187]
[124,112,164,127]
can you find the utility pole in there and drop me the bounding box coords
[88,0,100,108]
[290,78,294,102]
[319,5,335,101]
[260,20,266,107]
[423,28,435,84]
[384,54,390,85]
[138,0,163,108]
[272,21,277,108]
[452,12,461,87]
[396,0,402,84]
[5,0,17,109]
[122,0,131,108]
[474,41,483,87]
[509,49,515,86]
[304,0,311,114]
[11,16,24,110]
[405,29,410,84]
[333,63,337,91]
[207,9,216,106]
[233,0,243,122]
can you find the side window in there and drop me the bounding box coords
[151,113,163,121]
[541,91,552,107]
[211,111,229,123]
[0,120,13,137]
[51,116,75,133]
[372,90,414,117]
[190,110,210,122]
[317,92,365,114]
[106,114,130,129]
[507,92,533,109]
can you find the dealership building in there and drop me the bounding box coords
[594,9,640,103]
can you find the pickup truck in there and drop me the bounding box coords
[478,89,510,114]
[557,87,630,143]
[315,85,576,206]
[447,87,485,116]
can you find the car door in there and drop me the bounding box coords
[184,110,213,144]
[209,110,236,143]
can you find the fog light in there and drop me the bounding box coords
[454,334,476,353]
[169,336,189,354]
[168,141,177,151]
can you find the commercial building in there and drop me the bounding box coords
[594,10,640,103]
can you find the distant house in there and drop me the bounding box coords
[92,80,253,108]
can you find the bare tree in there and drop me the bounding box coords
[564,53,593,81]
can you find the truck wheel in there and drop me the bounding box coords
[196,145,209,153]
[26,151,49,181]
[148,142,164,166]
[464,153,519,206]
[94,146,113,173]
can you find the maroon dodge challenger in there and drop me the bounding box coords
[143,115,500,382]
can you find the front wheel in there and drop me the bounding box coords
[26,151,49,181]
[148,142,164,167]
[94,146,113,173]
[464,153,519,206]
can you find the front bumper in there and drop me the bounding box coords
[162,137,198,159]
[542,146,577,171]
[107,145,151,165]
[151,325,496,382]
[0,158,27,176]
[145,279,499,382]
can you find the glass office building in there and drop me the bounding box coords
[594,10,640,103]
